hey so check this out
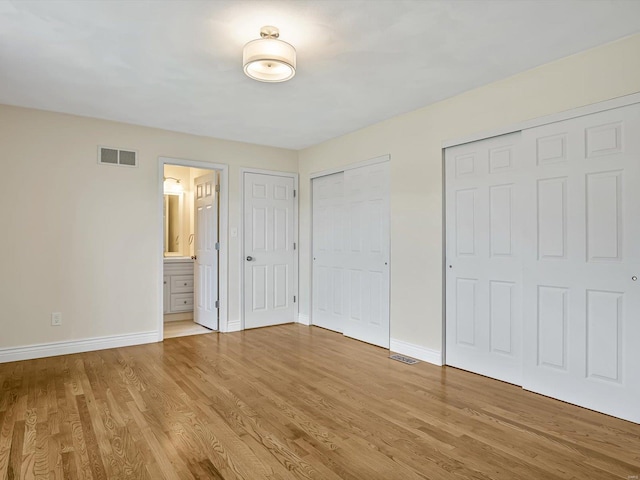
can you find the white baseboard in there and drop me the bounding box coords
[390,338,443,366]
[224,320,242,333]
[0,331,159,364]
[297,313,311,326]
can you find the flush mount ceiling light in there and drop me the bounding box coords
[243,26,296,83]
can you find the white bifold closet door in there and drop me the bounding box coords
[312,161,390,349]
[445,133,524,385]
[521,103,640,423]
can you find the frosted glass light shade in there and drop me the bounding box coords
[163,179,183,194]
[243,36,296,82]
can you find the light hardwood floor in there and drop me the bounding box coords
[0,325,638,479]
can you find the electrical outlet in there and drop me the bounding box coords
[51,312,62,326]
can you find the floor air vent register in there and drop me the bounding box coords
[389,354,420,365]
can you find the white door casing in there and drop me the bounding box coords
[445,132,524,385]
[312,172,346,333]
[521,103,640,423]
[311,161,390,349]
[158,157,229,339]
[243,172,296,329]
[194,172,218,330]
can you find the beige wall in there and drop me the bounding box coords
[0,106,297,349]
[298,34,640,353]
[2,33,639,355]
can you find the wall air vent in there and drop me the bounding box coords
[98,146,138,167]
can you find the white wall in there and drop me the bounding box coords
[298,33,640,354]
[0,106,297,349]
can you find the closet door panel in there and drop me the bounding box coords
[312,172,346,333]
[445,132,524,386]
[342,162,390,348]
[521,103,640,423]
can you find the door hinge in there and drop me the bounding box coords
[215,300,220,309]
[293,296,296,303]
[293,189,296,198]
[215,184,220,193]
[215,242,220,250]
[293,242,296,250]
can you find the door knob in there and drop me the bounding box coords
[633,276,638,281]
[246,256,254,261]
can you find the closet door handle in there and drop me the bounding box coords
[246,256,254,261]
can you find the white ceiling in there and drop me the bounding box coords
[1,1,639,150]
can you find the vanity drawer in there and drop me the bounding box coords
[170,293,194,312]
[171,275,194,293]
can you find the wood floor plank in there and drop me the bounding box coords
[62,382,93,480]
[0,391,20,479]
[61,451,78,480]
[1,324,639,480]
[7,419,24,480]
[125,401,183,480]
[75,395,107,480]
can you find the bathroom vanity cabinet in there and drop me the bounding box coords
[163,258,194,314]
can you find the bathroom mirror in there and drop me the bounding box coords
[163,193,183,256]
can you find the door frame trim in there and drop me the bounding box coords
[240,167,299,331]
[158,157,229,340]
[309,154,390,179]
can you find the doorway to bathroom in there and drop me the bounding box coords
[158,157,228,340]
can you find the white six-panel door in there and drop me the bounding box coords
[521,104,640,423]
[445,133,524,385]
[312,161,390,349]
[244,172,296,329]
[194,173,218,330]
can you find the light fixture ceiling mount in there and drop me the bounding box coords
[259,25,280,39]
[243,25,296,83]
